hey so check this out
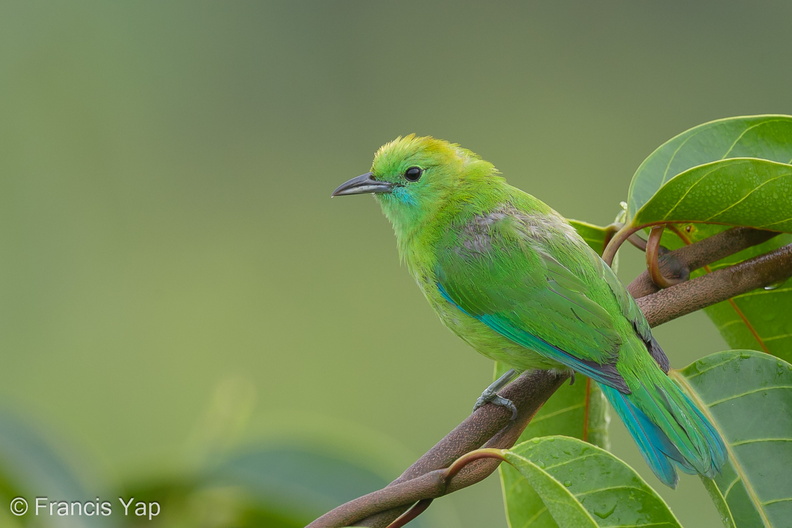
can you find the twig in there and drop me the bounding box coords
[628,227,780,298]
[307,370,568,528]
[635,242,792,327]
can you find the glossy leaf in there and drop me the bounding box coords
[630,158,792,230]
[569,220,612,256]
[501,436,681,528]
[628,115,792,217]
[497,375,611,526]
[673,350,792,528]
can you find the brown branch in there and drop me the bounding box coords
[635,242,792,327]
[628,227,780,298]
[307,370,568,528]
[309,227,792,528]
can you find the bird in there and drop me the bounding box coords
[331,134,726,488]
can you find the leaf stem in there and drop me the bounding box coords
[385,499,433,528]
[646,225,674,288]
[627,232,649,251]
[602,223,639,266]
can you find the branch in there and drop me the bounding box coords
[628,227,779,298]
[635,241,792,327]
[309,227,792,528]
[307,370,569,528]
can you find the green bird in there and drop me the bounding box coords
[332,135,726,487]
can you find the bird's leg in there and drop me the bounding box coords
[569,371,576,385]
[473,369,518,419]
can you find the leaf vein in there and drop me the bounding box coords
[542,452,602,471]
[679,356,740,379]
[765,333,792,343]
[732,438,792,447]
[608,521,679,528]
[529,403,585,424]
[672,372,773,527]
[576,484,645,497]
[709,385,792,406]
[758,214,792,229]
[661,134,696,187]
[661,165,723,221]
[733,286,792,299]
[723,475,741,499]
[762,498,792,506]
[702,172,792,222]
[721,121,771,158]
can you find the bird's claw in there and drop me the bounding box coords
[473,393,519,420]
[473,368,519,420]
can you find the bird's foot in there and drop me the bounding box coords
[473,369,518,420]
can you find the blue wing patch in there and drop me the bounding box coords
[437,282,629,393]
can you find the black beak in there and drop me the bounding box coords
[331,172,394,197]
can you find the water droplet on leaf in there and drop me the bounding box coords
[594,504,617,519]
[763,278,787,290]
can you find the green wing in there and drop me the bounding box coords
[435,209,634,391]
[600,258,669,372]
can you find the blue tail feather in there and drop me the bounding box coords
[601,385,681,487]
[600,379,726,487]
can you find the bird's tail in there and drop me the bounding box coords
[599,368,727,488]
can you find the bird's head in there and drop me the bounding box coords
[332,135,500,234]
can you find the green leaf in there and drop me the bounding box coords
[630,158,792,230]
[495,370,610,526]
[569,220,611,256]
[621,114,792,360]
[124,440,397,528]
[208,443,391,517]
[0,411,113,528]
[674,350,792,528]
[660,225,792,362]
[628,115,792,218]
[500,436,681,528]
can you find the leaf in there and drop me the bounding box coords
[125,440,397,528]
[204,443,393,526]
[660,225,792,363]
[498,376,612,526]
[0,411,113,528]
[569,220,612,256]
[674,350,792,528]
[630,158,792,230]
[624,115,792,362]
[500,436,681,528]
[628,115,792,218]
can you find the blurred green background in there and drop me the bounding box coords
[1,2,791,526]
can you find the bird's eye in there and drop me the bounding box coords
[404,166,423,182]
